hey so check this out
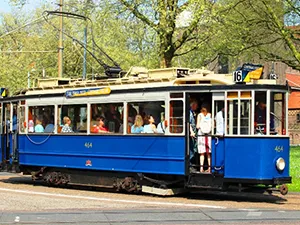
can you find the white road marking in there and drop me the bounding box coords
[278,211,286,213]
[238,209,258,211]
[0,187,226,209]
[247,212,262,217]
[14,216,20,222]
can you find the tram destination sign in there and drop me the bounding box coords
[65,87,111,98]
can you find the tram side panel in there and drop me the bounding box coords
[17,135,186,175]
[224,137,290,182]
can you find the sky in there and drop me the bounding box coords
[0,0,47,14]
[0,0,11,13]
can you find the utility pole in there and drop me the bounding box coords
[58,0,63,78]
[82,27,87,80]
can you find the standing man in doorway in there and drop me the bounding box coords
[189,99,198,172]
[216,102,225,135]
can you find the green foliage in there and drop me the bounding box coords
[289,146,300,192]
[1,0,300,93]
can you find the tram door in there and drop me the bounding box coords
[0,103,11,169]
[10,102,19,164]
[211,93,225,174]
[0,103,3,168]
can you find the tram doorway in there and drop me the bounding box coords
[188,93,212,172]
[187,92,225,174]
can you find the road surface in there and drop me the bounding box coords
[0,172,299,224]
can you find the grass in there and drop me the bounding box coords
[289,146,300,192]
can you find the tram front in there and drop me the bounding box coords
[186,67,291,195]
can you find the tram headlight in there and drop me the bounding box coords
[276,157,285,171]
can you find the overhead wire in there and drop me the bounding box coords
[0,15,50,39]
[43,10,121,71]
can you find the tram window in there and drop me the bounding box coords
[240,99,251,135]
[271,92,286,135]
[58,104,87,133]
[90,103,123,133]
[28,106,55,133]
[170,100,183,134]
[170,93,183,98]
[254,91,267,134]
[213,101,225,135]
[127,101,165,134]
[19,106,25,134]
[227,99,238,135]
[4,104,9,133]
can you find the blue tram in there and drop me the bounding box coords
[0,67,291,195]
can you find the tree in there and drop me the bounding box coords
[219,0,300,71]
[116,0,217,68]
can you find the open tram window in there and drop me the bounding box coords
[270,92,286,135]
[28,106,55,133]
[19,105,25,134]
[127,101,165,134]
[4,104,10,134]
[240,92,252,135]
[170,100,183,134]
[58,104,87,133]
[227,92,238,135]
[254,91,267,134]
[213,100,225,135]
[90,103,123,134]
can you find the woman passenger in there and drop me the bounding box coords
[92,116,108,133]
[131,115,144,133]
[197,104,212,173]
[143,115,157,133]
[61,116,73,133]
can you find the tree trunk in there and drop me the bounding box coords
[159,34,175,68]
[160,54,173,68]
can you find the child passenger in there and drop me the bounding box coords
[34,116,44,133]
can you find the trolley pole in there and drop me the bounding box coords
[58,0,63,78]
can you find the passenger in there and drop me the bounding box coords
[34,116,44,133]
[255,101,266,133]
[131,115,144,133]
[92,116,108,133]
[215,102,225,135]
[143,115,157,133]
[197,104,212,173]
[61,116,73,133]
[189,99,198,170]
[157,112,167,133]
[44,119,55,133]
[105,104,121,132]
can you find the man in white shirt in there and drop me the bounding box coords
[215,103,224,135]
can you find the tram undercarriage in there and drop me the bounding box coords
[17,166,290,196]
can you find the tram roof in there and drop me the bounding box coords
[14,67,278,97]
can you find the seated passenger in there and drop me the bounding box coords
[157,113,167,133]
[92,116,108,133]
[44,117,55,133]
[61,116,73,133]
[131,115,144,133]
[143,115,157,133]
[34,117,44,133]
